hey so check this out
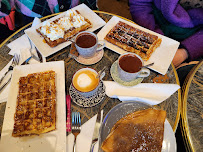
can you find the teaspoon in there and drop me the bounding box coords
[141,62,154,68]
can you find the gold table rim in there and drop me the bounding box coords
[181,60,203,152]
[0,10,181,133]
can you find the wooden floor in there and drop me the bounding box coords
[97,0,132,20]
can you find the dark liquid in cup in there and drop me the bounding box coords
[76,33,96,48]
[119,54,142,73]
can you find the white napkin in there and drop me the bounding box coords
[8,17,46,64]
[67,111,103,152]
[0,17,45,103]
[103,81,180,105]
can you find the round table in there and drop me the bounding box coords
[181,60,203,152]
[0,11,181,136]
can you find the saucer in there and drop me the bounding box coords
[110,60,144,86]
[75,49,104,65]
[69,82,106,107]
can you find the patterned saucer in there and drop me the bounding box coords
[75,49,104,65]
[69,82,106,107]
[110,60,144,86]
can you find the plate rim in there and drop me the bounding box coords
[99,101,176,152]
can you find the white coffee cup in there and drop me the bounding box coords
[75,31,105,58]
[117,53,150,81]
[72,68,100,97]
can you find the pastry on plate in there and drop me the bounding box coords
[12,70,56,137]
[101,109,166,152]
[36,9,92,47]
[105,21,162,61]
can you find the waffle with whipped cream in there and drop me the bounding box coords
[36,10,92,47]
[105,21,162,61]
[12,71,56,137]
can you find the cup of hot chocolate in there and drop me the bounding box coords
[75,31,105,58]
[117,53,150,81]
[72,67,100,97]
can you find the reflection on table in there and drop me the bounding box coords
[0,11,181,137]
[182,60,203,152]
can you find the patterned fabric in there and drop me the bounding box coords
[0,0,97,18]
[0,0,97,40]
[0,0,97,29]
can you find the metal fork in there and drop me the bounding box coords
[0,53,20,84]
[72,112,81,152]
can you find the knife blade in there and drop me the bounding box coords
[21,56,32,65]
[35,47,43,63]
[90,109,101,152]
[26,35,43,63]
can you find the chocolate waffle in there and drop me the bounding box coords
[101,109,166,152]
[36,9,92,47]
[12,71,56,137]
[105,21,162,61]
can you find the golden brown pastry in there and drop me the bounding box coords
[105,21,162,61]
[101,109,166,152]
[12,70,56,137]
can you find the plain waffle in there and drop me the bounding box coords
[105,21,162,61]
[12,71,56,137]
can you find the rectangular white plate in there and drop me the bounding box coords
[1,61,66,152]
[25,4,106,57]
[97,16,180,75]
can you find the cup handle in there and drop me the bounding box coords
[97,40,105,51]
[138,68,150,77]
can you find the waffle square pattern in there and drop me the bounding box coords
[12,71,56,137]
[105,21,162,61]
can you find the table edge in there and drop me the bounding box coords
[181,60,203,152]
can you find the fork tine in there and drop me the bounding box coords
[72,112,75,126]
[16,54,20,65]
[78,112,81,127]
[14,54,19,65]
[13,54,17,65]
[76,112,78,127]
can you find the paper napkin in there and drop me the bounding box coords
[8,17,46,64]
[103,81,180,105]
[67,110,103,152]
[0,17,45,103]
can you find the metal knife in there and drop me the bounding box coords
[35,47,43,63]
[27,35,43,63]
[90,109,101,152]
[21,56,32,65]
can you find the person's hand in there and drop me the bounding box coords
[172,48,188,68]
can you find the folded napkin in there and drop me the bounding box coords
[67,111,103,152]
[103,81,180,105]
[0,17,45,103]
[8,17,46,65]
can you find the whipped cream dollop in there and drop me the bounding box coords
[40,9,87,41]
[77,73,92,88]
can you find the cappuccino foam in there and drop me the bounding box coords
[73,69,99,92]
[77,73,92,88]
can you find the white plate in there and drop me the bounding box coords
[98,101,176,152]
[25,4,106,57]
[97,16,180,75]
[1,61,66,152]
